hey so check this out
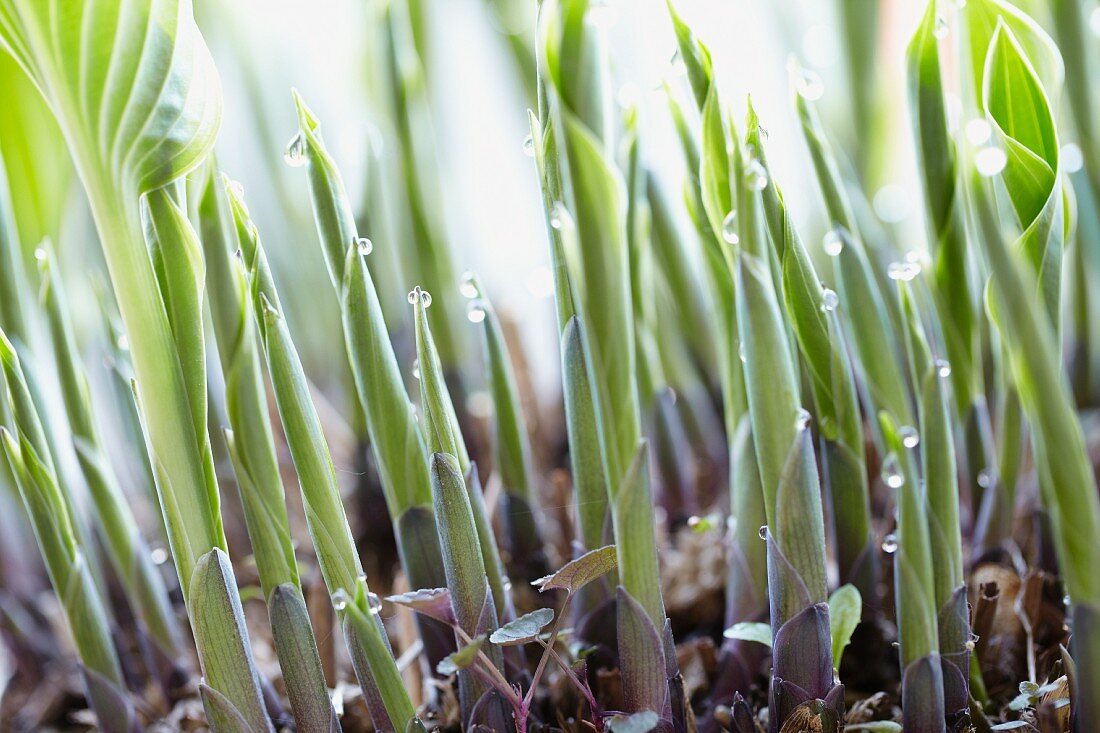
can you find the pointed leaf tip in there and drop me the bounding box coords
[532,544,617,593]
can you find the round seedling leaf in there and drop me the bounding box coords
[489,607,555,646]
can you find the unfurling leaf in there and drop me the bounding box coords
[532,544,617,594]
[489,608,555,646]
[385,588,456,626]
[436,635,486,676]
[827,583,862,665]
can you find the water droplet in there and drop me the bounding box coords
[758,525,768,540]
[412,358,420,380]
[975,146,1007,177]
[881,454,904,489]
[1062,143,1084,173]
[745,160,768,192]
[887,261,921,281]
[284,131,306,167]
[333,592,348,612]
[822,226,847,256]
[150,547,168,565]
[900,426,920,449]
[934,17,949,39]
[795,67,824,101]
[935,359,951,378]
[881,533,898,554]
[977,469,993,489]
[407,285,431,307]
[522,134,535,157]
[117,334,129,352]
[34,247,47,262]
[821,288,839,312]
[459,271,479,299]
[467,300,487,323]
[356,237,373,256]
[368,592,383,615]
[794,408,812,431]
[721,210,740,245]
[1063,593,1073,608]
[549,202,571,230]
[738,340,747,363]
[872,183,911,224]
[965,118,992,146]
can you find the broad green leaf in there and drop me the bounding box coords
[533,545,618,594]
[827,584,862,665]
[722,622,773,648]
[982,22,1065,328]
[489,608,555,646]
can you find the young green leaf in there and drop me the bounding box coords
[722,622,773,648]
[827,584,862,666]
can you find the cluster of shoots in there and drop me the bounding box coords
[2,0,1100,731]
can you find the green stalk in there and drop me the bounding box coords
[412,289,511,624]
[539,0,665,632]
[381,1,464,369]
[970,147,1100,733]
[0,334,135,733]
[201,171,338,733]
[750,105,875,602]
[907,0,1005,549]
[430,452,507,727]
[289,91,453,669]
[794,76,913,430]
[37,243,181,656]
[460,273,549,581]
[665,3,767,700]
[227,182,417,733]
[734,128,840,732]
[528,110,609,561]
[882,413,945,732]
[899,284,970,726]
